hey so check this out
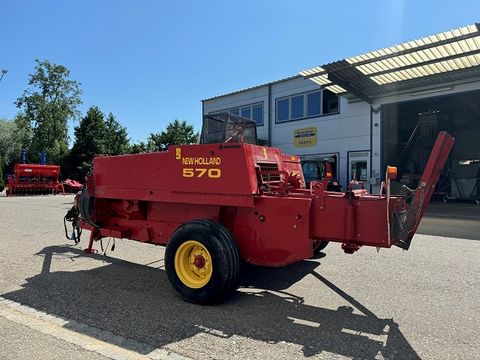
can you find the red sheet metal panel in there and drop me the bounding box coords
[92,143,287,208]
[233,196,312,266]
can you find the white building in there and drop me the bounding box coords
[202,24,480,200]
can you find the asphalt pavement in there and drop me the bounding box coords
[419,202,480,240]
[0,194,478,359]
[0,317,108,360]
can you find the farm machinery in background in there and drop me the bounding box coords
[63,179,84,193]
[64,113,454,304]
[6,164,83,196]
[7,163,64,196]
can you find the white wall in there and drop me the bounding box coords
[272,103,371,189]
[204,75,480,192]
[204,77,372,189]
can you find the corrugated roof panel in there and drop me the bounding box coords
[392,72,406,82]
[207,24,480,103]
[465,37,476,49]
[310,75,331,86]
[397,55,410,66]
[346,24,477,64]
[294,24,480,101]
[436,61,448,72]
[426,64,439,74]
[354,35,480,76]
[299,66,326,76]
[430,46,442,58]
[461,56,474,67]
[452,42,462,54]
[380,65,480,94]
[325,84,347,93]
[467,37,478,49]
[360,62,375,74]
[373,74,387,85]
[371,53,480,84]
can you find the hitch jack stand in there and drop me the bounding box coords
[84,230,100,254]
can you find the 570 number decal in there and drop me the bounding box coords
[182,168,221,178]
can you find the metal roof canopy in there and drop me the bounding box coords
[300,24,480,103]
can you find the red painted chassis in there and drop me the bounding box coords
[77,131,454,267]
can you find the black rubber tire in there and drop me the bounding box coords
[314,240,329,253]
[165,219,240,305]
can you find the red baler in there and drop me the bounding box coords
[65,115,454,304]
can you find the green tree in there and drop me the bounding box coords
[15,59,82,164]
[0,116,31,191]
[12,113,33,159]
[0,118,19,165]
[104,112,130,155]
[68,106,107,180]
[0,116,31,166]
[129,141,149,154]
[147,119,198,152]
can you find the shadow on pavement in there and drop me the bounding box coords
[2,246,420,359]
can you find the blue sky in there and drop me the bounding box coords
[0,1,478,143]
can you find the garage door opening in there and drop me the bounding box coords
[382,90,480,202]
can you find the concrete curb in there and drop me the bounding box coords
[0,296,190,360]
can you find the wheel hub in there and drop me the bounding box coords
[193,255,206,269]
[174,240,213,288]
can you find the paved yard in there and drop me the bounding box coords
[0,194,479,359]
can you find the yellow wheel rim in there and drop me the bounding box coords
[174,240,213,288]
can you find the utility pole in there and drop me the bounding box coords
[0,69,7,82]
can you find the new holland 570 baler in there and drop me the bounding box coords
[65,114,454,304]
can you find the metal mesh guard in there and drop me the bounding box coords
[201,113,257,145]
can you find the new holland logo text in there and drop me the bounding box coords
[181,157,221,165]
[181,156,222,178]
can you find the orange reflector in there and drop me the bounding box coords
[387,166,397,179]
[326,172,333,178]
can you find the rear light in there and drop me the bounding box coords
[387,166,397,180]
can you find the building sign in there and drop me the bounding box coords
[293,127,317,148]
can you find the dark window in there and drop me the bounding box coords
[307,91,321,116]
[229,108,239,115]
[276,89,338,123]
[291,95,304,119]
[241,106,251,119]
[277,98,289,122]
[252,104,263,125]
[323,89,339,114]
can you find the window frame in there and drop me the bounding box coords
[208,101,264,126]
[290,94,305,120]
[275,89,340,124]
[307,91,321,117]
[301,152,340,184]
[276,97,290,123]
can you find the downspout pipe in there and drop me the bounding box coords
[268,84,272,146]
[370,105,373,193]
